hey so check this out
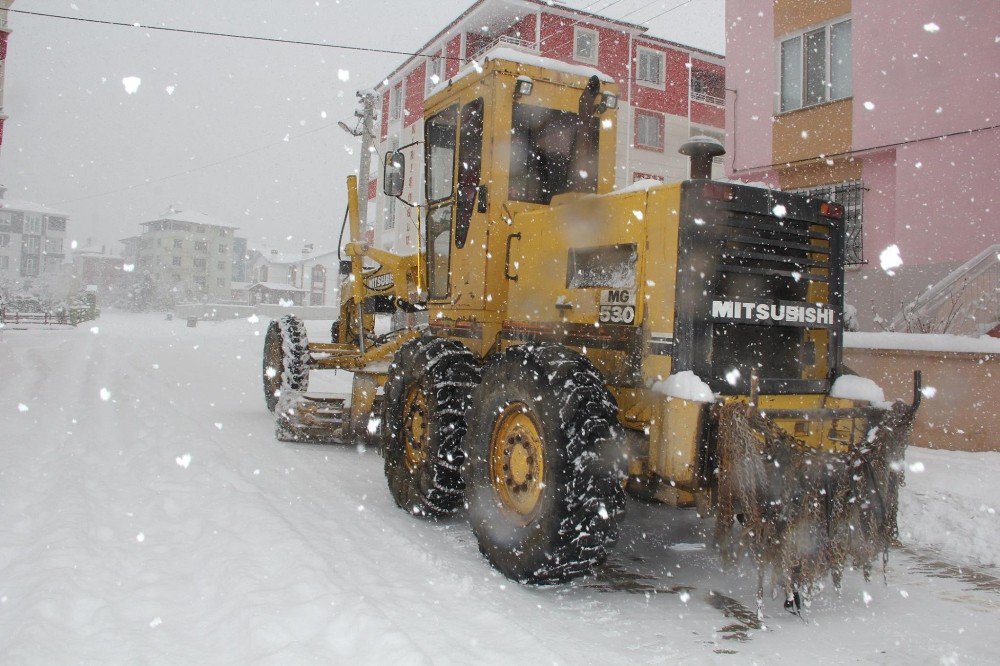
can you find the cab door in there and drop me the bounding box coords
[424,95,490,310]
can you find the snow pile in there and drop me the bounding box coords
[651,371,715,403]
[845,331,1000,354]
[899,447,1000,567]
[830,374,889,407]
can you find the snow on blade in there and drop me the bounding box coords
[830,375,888,406]
[652,371,715,403]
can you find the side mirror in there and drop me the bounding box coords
[383,151,405,197]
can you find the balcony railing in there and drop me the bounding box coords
[472,35,538,60]
[691,89,725,106]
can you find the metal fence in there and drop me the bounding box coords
[789,181,865,266]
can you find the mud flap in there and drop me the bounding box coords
[713,373,921,597]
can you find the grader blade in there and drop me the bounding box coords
[274,391,351,444]
[713,374,922,596]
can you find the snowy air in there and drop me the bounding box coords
[1,1,997,663]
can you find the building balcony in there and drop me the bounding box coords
[471,34,538,60]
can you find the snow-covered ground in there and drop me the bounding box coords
[1,313,997,664]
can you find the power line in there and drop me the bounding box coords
[7,8,468,62]
[54,121,343,205]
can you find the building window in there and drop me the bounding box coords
[790,181,865,266]
[23,236,40,251]
[47,218,66,232]
[193,276,206,288]
[217,278,226,287]
[23,256,38,276]
[634,110,664,151]
[218,244,228,253]
[633,172,664,183]
[217,261,227,270]
[194,241,208,252]
[24,214,42,235]
[636,47,664,87]
[173,239,183,249]
[0,212,11,227]
[573,26,599,65]
[0,233,8,247]
[193,258,207,269]
[172,256,182,266]
[389,83,403,121]
[426,54,443,96]
[259,266,268,282]
[0,256,8,270]
[780,19,852,112]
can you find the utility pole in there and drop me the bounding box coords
[355,90,379,240]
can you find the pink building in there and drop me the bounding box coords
[724,0,999,330]
[370,0,725,254]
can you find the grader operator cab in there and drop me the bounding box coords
[262,52,921,608]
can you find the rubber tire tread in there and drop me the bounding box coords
[262,315,310,412]
[463,343,626,584]
[382,336,481,516]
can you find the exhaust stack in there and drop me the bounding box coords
[679,136,726,179]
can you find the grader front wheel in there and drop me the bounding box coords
[463,344,626,584]
[381,337,481,516]
[262,315,311,413]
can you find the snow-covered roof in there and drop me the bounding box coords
[248,281,307,292]
[0,199,69,217]
[143,210,238,230]
[251,248,340,265]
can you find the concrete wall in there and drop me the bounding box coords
[843,347,999,452]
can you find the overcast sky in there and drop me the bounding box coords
[0,0,724,254]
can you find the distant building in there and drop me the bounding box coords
[128,208,238,302]
[71,243,124,293]
[0,186,68,283]
[231,236,249,282]
[246,245,341,307]
[725,0,1000,329]
[368,0,726,254]
[0,1,13,155]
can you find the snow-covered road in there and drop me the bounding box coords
[1,313,997,664]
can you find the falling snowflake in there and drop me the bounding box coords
[923,22,940,33]
[864,101,875,110]
[165,85,176,95]
[17,403,29,413]
[122,76,142,95]
[772,204,787,218]
[908,461,925,473]
[879,244,903,275]
[100,388,112,402]
[337,69,350,82]
[176,454,192,469]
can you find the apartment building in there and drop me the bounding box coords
[725,0,999,329]
[368,0,726,254]
[125,209,239,302]
[246,246,342,307]
[0,186,68,283]
[0,1,12,154]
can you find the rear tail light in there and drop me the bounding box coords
[702,182,734,201]
[820,201,845,219]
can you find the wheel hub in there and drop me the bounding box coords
[490,403,545,521]
[402,386,429,472]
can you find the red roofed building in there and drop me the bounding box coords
[367,0,725,254]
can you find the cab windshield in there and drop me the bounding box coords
[508,104,598,205]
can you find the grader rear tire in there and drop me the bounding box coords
[381,337,481,516]
[463,344,626,584]
[262,315,310,413]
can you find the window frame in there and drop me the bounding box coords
[777,17,852,113]
[635,45,665,89]
[425,52,444,97]
[389,83,403,121]
[573,26,599,65]
[634,109,665,152]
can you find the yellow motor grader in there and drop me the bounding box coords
[262,53,921,608]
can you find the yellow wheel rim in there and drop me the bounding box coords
[490,402,545,523]
[402,386,429,472]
